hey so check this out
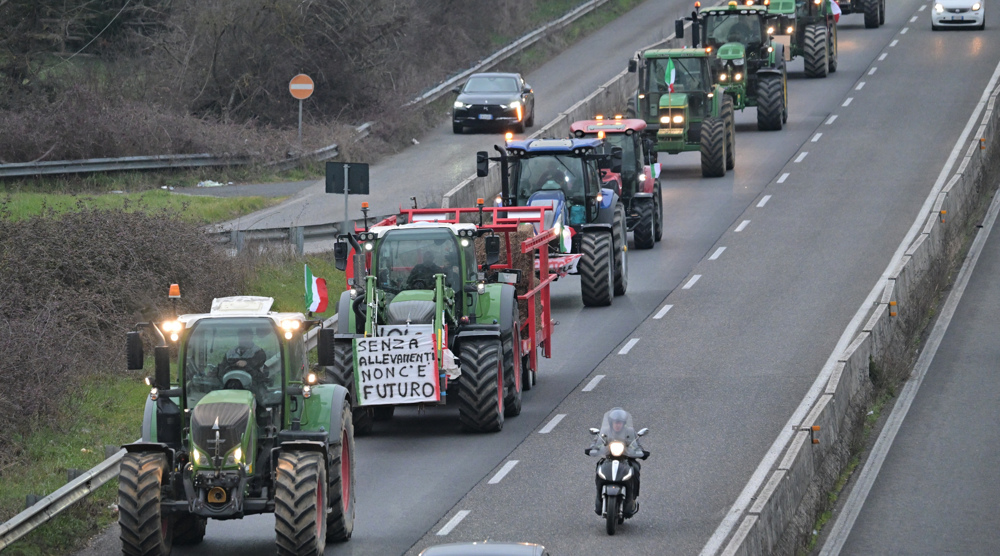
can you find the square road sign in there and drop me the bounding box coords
[325,162,370,195]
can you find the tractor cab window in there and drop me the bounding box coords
[376,228,461,293]
[595,134,639,178]
[514,155,587,206]
[705,13,764,47]
[646,57,711,94]
[183,318,283,408]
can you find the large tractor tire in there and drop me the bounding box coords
[119,452,172,556]
[275,451,327,556]
[172,514,206,545]
[324,340,373,435]
[501,305,523,417]
[700,117,727,178]
[864,0,880,28]
[579,232,614,307]
[721,96,735,170]
[757,75,785,131]
[829,25,839,73]
[457,338,505,432]
[625,97,637,118]
[633,200,655,250]
[613,206,628,296]
[803,24,830,78]
[327,399,356,542]
[654,183,663,242]
[880,0,886,24]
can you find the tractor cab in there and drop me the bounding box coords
[631,49,715,131]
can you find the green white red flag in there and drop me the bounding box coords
[305,264,328,313]
[665,58,676,93]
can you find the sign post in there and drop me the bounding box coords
[326,162,370,225]
[288,74,314,148]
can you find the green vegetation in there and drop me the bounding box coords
[251,253,344,319]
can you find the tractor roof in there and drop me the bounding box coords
[368,220,478,239]
[642,48,710,59]
[178,296,307,328]
[570,118,646,134]
[504,137,602,154]
[766,0,796,14]
[701,2,770,15]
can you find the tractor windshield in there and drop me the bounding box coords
[593,134,640,181]
[183,317,283,408]
[376,227,461,293]
[645,56,711,94]
[705,13,764,47]
[513,154,595,205]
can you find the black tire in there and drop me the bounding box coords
[275,451,327,556]
[501,305,523,417]
[327,400,356,542]
[513,120,525,134]
[803,24,829,78]
[453,122,462,134]
[613,206,628,296]
[757,75,784,131]
[880,0,886,24]
[864,0,879,28]
[932,22,941,30]
[625,97,637,118]
[606,494,620,535]
[579,232,614,307]
[324,341,373,435]
[700,117,726,178]
[526,106,535,127]
[720,96,735,170]
[372,406,395,421]
[457,338,504,432]
[119,453,172,556]
[828,25,839,73]
[633,200,655,250]
[654,184,663,242]
[521,349,533,392]
[172,514,206,545]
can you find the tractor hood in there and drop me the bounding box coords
[717,42,746,61]
[658,94,690,109]
[189,389,255,470]
[386,292,437,325]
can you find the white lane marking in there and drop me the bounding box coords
[919,4,926,10]
[890,39,899,46]
[653,304,673,319]
[794,152,808,163]
[582,375,605,392]
[819,153,1000,556]
[910,15,918,21]
[757,195,772,207]
[488,460,519,484]
[856,81,866,90]
[734,220,751,232]
[826,115,838,125]
[812,133,823,142]
[868,67,877,76]
[777,173,790,183]
[843,97,854,107]
[901,27,909,33]
[437,510,470,535]
[682,275,702,289]
[700,49,1000,556]
[709,246,727,260]
[539,414,565,434]
[879,53,888,61]
[618,338,640,354]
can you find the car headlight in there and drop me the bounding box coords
[504,100,521,110]
[609,441,625,457]
[672,115,684,124]
[934,3,943,11]
[972,2,981,9]
[454,101,467,109]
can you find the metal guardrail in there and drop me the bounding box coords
[406,0,611,107]
[0,314,338,549]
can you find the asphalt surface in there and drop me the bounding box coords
[74,1,1000,555]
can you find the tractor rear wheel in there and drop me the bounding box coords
[613,206,628,296]
[803,24,830,78]
[325,340,373,435]
[579,232,614,307]
[119,452,172,556]
[828,25,839,73]
[700,117,727,178]
[864,0,880,28]
[757,75,784,131]
[327,399,356,542]
[458,338,504,432]
[275,451,327,556]
[626,97,637,118]
[879,0,886,24]
[172,514,206,545]
[721,97,735,170]
[654,183,663,242]
[634,200,655,250]
[502,305,523,417]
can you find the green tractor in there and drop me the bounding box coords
[627,48,735,177]
[837,0,884,29]
[676,2,789,130]
[120,291,355,555]
[766,0,839,78]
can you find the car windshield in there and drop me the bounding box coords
[183,317,283,408]
[705,13,764,47]
[514,155,588,205]
[646,56,710,94]
[376,228,461,293]
[464,75,519,93]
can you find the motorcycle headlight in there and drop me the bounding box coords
[934,3,943,11]
[609,441,625,457]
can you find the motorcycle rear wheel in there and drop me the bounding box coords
[605,494,620,535]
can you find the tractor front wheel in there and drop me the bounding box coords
[613,206,628,296]
[654,183,663,242]
[119,452,172,556]
[803,24,830,78]
[757,75,785,131]
[325,340,373,435]
[275,451,327,555]
[864,0,880,28]
[579,232,614,307]
[458,339,505,432]
[327,399,356,542]
[700,117,727,178]
[502,305,523,417]
[721,96,735,170]
[634,200,655,250]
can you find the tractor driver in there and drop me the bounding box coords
[218,328,268,386]
[406,245,457,290]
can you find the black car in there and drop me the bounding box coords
[452,72,536,134]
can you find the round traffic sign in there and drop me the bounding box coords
[289,74,314,100]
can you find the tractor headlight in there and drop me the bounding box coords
[767,26,775,34]
[720,73,728,81]
[364,242,374,251]
[476,282,486,295]
[735,73,743,81]
[224,446,243,467]
[609,441,625,457]
[672,115,684,124]
[786,25,795,33]
[192,448,203,466]
[660,115,670,124]
[972,2,981,9]
[934,2,943,11]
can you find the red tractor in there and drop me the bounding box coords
[570,116,663,249]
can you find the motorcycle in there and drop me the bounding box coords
[585,408,649,535]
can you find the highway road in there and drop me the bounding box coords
[75,0,1000,554]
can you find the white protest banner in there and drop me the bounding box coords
[354,333,439,406]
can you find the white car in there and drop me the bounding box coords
[932,0,985,30]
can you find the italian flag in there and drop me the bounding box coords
[305,264,328,313]
[665,58,676,93]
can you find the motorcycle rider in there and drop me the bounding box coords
[589,408,646,517]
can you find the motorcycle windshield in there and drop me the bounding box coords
[590,408,644,458]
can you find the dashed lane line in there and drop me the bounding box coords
[437,510,470,536]
[812,133,822,142]
[891,39,899,47]
[901,27,909,34]
[653,304,673,319]
[582,375,605,392]
[868,67,877,76]
[910,15,918,21]
[795,152,809,163]
[618,338,640,354]
[856,82,866,90]
[539,414,565,434]
[735,220,751,232]
[488,461,519,484]
[682,275,702,289]
[919,3,926,9]
[879,53,887,61]
[777,172,790,183]
[843,97,854,107]
[757,195,772,207]
[709,246,727,260]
